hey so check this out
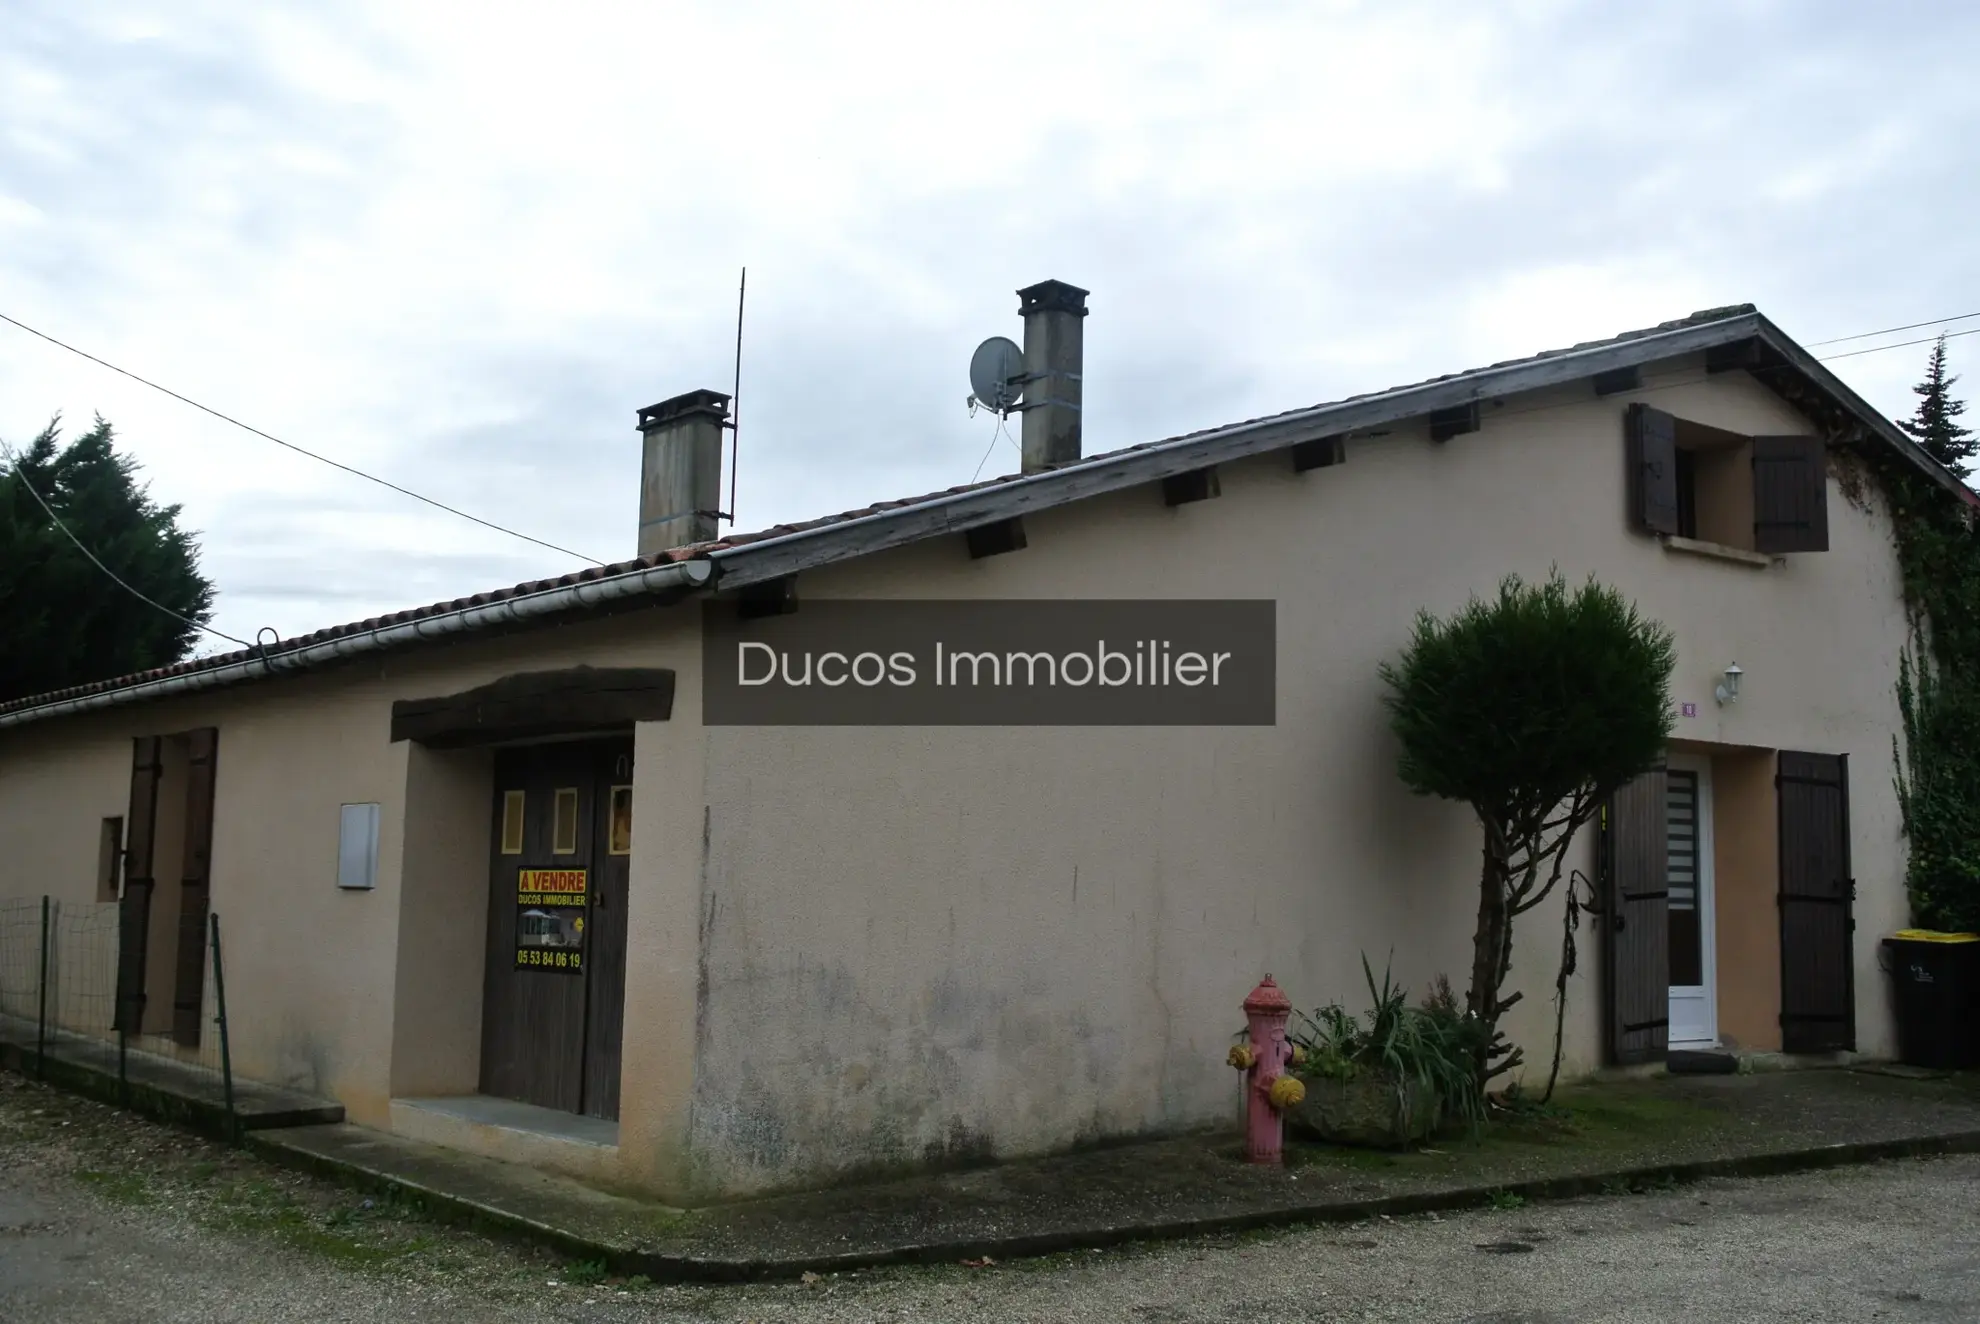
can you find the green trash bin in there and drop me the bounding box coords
[1882,930,1980,1070]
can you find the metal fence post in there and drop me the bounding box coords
[36,896,49,1080]
[209,912,237,1144]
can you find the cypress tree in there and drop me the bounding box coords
[0,415,216,703]
[1899,334,1976,478]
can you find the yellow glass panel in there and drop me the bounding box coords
[552,788,579,855]
[499,790,525,855]
[608,786,633,855]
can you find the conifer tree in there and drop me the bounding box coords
[0,415,215,703]
[1900,334,1976,478]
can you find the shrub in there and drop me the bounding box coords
[1291,959,1487,1135]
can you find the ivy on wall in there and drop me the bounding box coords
[1817,332,1980,933]
[1884,464,1980,933]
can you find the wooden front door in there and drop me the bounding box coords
[478,738,633,1119]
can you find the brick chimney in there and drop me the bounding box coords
[1017,279,1088,473]
[636,389,729,555]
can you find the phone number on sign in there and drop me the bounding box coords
[516,949,584,970]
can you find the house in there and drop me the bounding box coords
[0,284,1966,1202]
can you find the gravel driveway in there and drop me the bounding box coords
[3,1073,1976,1322]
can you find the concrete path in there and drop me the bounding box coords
[248,1066,1980,1277]
[4,1064,1978,1322]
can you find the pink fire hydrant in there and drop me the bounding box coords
[1231,974,1303,1165]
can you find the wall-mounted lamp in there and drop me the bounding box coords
[1715,662,1744,707]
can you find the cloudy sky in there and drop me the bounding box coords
[4,0,1978,649]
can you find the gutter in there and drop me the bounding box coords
[0,557,717,731]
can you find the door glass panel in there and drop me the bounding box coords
[607,785,632,855]
[499,790,525,855]
[552,788,580,855]
[1667,769,1703,987]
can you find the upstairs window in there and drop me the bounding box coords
[1626,403,1829,554]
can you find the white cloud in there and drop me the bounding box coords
[4,0,1979,643]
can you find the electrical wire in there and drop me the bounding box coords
[0,311,607,566]
[1806,312,1980,348]
[970,412,1018,484]
[1816,325,1980,363]
[0,440,254,650]
[8,298,1970,583]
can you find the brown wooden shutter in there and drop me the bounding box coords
[114,736,163,1034]
[170,728,219,1046]
[1625,404,1680,535]
[1751,436,1829,553]
[1777,750,1854,1052]
[1602,766,1670,1064]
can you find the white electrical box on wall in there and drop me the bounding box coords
[337,803,381,890]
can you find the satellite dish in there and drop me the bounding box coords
[968,336,1025,415]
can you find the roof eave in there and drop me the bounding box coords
[711,309,1771,587]
[10,303,1962,732]
[0,558,717,731]
[1751,315,1980,507]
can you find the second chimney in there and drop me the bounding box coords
[1017,279,1088,473]
[636,388,730,556]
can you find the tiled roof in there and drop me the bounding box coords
[0,303,1944,722]
[652,304,1770,557]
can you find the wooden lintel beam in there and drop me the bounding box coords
[964,517,1028,560]
[390,667,676,747]
[1161,467,1221,507]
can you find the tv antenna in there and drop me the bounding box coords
[966,335,1025,417]
[725,267,746,526]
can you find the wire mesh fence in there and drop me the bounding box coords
[0,895,236,1139]
[0,897,43,1028]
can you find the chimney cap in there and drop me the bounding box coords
[637,388,731,431]
[1017,279,1090,318]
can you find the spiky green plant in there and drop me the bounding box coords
[1292,958,1487,1136]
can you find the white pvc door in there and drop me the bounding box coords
[1666,755,1718,1046]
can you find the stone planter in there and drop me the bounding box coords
[1287,1072,1442,1149]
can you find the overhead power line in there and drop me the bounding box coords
[1807,311,1980,348]
[0,311,606,566]
[1817,325,1980,362]
[0,440,254,650]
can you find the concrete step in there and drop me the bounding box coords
[0,1015,342,1137]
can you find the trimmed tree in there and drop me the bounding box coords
[0,415,215,703]
[1900,334,1976,479]
[1379,572,1675,1088]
